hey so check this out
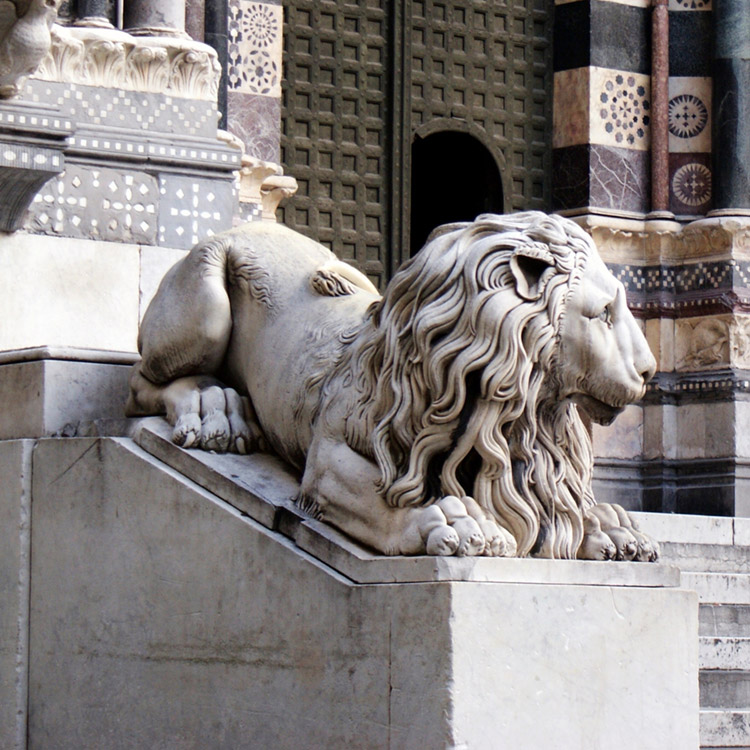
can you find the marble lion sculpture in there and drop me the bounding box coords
[126,211,659,561]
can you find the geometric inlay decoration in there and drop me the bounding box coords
[598,74,650,147]
[668,94,708,139]
[590,68,651,151]
[671,0,710,8]
[228,1,282,97]
[672,162,712,207]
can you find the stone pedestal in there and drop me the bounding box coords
[0,428,699,749]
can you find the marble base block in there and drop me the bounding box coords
[6,436,700,749]
[0,356,133,439]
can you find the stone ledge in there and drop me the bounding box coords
[0,346,138,366]
[135,417,682,587]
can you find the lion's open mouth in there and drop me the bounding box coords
[571,394,624,426]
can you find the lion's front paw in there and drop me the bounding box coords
[435,496,486,556]
[580,503,659,562]
[406,496,517,557]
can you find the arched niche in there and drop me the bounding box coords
[410,122,507,256]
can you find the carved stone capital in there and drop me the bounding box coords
[238,155,279,203]
[34,24,221,101]
[237,155,298,221]
[575,212,750,265]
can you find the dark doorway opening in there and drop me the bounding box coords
[410,131,504,256]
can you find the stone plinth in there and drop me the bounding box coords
[0,350,134,439]
[0,428,699,749]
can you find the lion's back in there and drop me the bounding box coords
[221,221,377,465]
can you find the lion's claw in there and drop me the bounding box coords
[579,503,659,562]
[173,412,201,448]
[425,525,460,555]
[408,495,517,558]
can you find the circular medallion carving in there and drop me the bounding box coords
[668,94,708,138]
[672,163,712,207]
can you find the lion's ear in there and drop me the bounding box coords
[510,245,555,301]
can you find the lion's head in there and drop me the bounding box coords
[342,211,655,558]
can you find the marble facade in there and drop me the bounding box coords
[551,0,750,517]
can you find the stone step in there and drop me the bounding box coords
[682,572,750,605]
[702,606,750,639]
[701,709,750,747]
[701,637,750,670]
[661,541,750,574]
[632,512,750,548]
[701,670,750,709]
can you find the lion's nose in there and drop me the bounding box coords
[639,352,656,384]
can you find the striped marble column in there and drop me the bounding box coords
[226,0,282,165]
[553,0,652,216]
[667,0,713,216]
[550,1,750,516]
[553,0,713,218]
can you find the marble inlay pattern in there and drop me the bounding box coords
[158,175,235,249]
[609,257,750,318]
[668,77,711,153]
[228,1,283,98]
[553,67,651,151]
[669,0,711,10]
[26,164,158,244]
[591,67,651,150]
[669,153,712,214]
[27,80,217,138]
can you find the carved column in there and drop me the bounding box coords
[713,2,750,210]
[124,0,187,37]
[650,0,669,214]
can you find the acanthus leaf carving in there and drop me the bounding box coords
[83,39,126,87]
[169,48,220,101]
[33,25,222,101]
[125,43,169,92]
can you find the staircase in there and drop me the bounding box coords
[635,513,750,749]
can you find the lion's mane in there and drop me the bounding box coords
[333,211,600,559]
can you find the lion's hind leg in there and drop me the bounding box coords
[129,368,266,454]
[169,378,267,455]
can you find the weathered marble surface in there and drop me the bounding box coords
[18,436,698,749]
[136,417,678,587]
[0,441,32,750]
[0,358,132,439]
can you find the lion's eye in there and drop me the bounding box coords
[597,305,613,326]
